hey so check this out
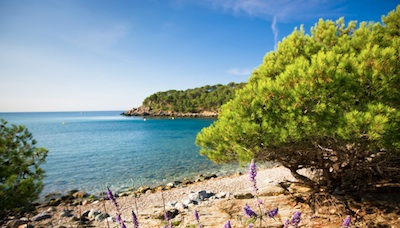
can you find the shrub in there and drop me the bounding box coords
[0,119,48,218]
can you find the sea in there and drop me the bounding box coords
[0,111,250,197]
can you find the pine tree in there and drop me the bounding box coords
[196,6,400,193]
[0,119,48,218]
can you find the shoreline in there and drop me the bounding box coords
[39,162,279,204]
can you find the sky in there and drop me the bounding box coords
[0,0,399,112]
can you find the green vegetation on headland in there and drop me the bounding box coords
[122,82,246,117]
[196,5,400,197]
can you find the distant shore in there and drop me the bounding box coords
[121,106,218,117]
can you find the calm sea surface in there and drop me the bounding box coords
[0,111,248,197]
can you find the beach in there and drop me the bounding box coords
[26,166,317,227]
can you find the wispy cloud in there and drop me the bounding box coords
[185,0,345,21]
[271,16,278,50]
[227,67,253,76]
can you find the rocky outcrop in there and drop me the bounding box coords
[121,106,218,117]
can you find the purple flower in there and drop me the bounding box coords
[164,212,169,222]
[107,187,119,209]
[283,219,290,228]
[249,159,258,195]
[132,210,139,228]
[116,213,126,228]
[291,211,301,227]
[267,207,279,218]
[164,212,173,228]
[224,220,231,228]
[116,213,122,224]
[194,210,200,222]
[244,204,258,218]
[194,210,202,227]
[248,224,253,228]
[342,215,351,227]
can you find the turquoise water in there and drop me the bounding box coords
[0,111,246,197]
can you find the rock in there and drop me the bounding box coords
[60,194,74,202]
[5,218,28,228]
[17,225,33,228]
[70,216,80,221]
[216,192,230,199]
[88,209,101,219]
[47,207,57,212]
[199,190,214,200]
[68,189,79,195]
[233,191,254,199]
[81,210,91,218]
[31,212,52,222]
[72,191,88,199]
[259,185,287,196]
[81,200,89,206]
[182,180,193,185]
[174,202,187,211]
[204,174,217,180]
[155,209,179,220]
[136,186,151,194]
[95,213,109,222]
[182,199,193,206]
[188,192,200,202]
[118,191,131,197]
[47,198,61,206]
[168,201,178,207]
[154,186,164,192]
[59,210,74,218]
[289,183,313,194]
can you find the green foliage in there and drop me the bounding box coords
[196,6,400,192]
[0,119,48,218]
[142,82,246,113]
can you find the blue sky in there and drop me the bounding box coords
[0,0,398,112]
